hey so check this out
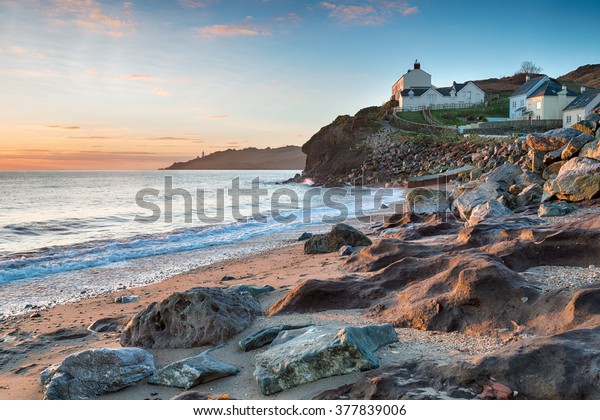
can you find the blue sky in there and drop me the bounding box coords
[0,0,598,169]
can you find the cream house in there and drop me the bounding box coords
[392,60,485,111]
[562,88,600,127]
[510,77,577,120]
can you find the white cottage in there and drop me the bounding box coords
[510,76,577,120]
[392,60,485,111]
[562,88,600,127]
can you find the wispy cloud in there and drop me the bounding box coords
[123,1,134,8]
[320,1,419,25]
[202,115,228,120]
[122,74,154,81]
[198,23,271,37]
[274,12,302,24]
[179,0,211,8]
[152,87,170,96]
[46,125,82,130]
[48,0,136,38]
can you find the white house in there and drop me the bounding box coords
[510,76,577,120]
[392,61,485,111]
[562,88,600,127]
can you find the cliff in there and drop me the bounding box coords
[163,146,305,170]
[300,107,381,186]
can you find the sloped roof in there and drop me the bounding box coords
[563,89,600,111]
[510,76,547,97]
[529,79,578,98]
[400,87,431,97]
[436,86,455,96]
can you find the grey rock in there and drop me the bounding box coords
[148,351,238,389]
[340,245,354,256]
[228,284,275,297]
[297,232,313,241]
[114,295,139,304]
[253,324,398,395]
[406,188,449,214]
[579,139,600,161]
[562,133,596,160]
[542,161,566,181]
[221,275,236,281]
[467,200,512,227]
[516,184,544,208]
[538,201,579,217]
[516,170,546,187]
[482,163,522,191]
[41,348,155,400]
[544,157,600,202]
[87,316,127,333]
[120,287,262,349]
[543,146,566,166]
[454,182,500,220]
[239,325,311,352]
[304,224,372,254]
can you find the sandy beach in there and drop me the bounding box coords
[0,231,506,400]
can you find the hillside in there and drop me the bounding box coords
[163,146,305,170]
[472,64,600,95]
[558,64,600,88]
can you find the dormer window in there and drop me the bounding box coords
[408,90,414,98]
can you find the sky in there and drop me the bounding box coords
[1,0,598,170]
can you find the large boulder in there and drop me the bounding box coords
[482,163,522,191]
[544,157,600,202]
[525,131,574,152]
[454,182,500,220]
[148,351,239,389]
[40,348,155,400]
[579,139,600,161]
[120,287,262,349]
[239,325,311,352]
[538,201,578,217]
[304,223,372,254]
[562,133,596,160]
[467,200,512,227]
[515,184,544,208]
[406,188,449,214]
[253,324,398,395]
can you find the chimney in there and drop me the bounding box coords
[581,86,587,93]
[414,59,420,70]
[525,74,530,82]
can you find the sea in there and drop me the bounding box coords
[0,170,404,318]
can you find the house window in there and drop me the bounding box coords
[566,115,572,124]
[466,91,471,100]
[527,103,532,110]
[427,94,436,103]
[536,102,541,110]
[521,100,525,107]
[512,101,516,108]
[577,114,583,122]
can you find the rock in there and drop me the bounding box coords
[114,295,139,304]
[528,149,545,173]
[120,287,262,349]
[380,204,389,209]
[508,184,524,196]
[526,133,569,152]
[562,133,596,160]
[454,182,500,220]
[340,245,354,256]
[297,232,313,241]
[477,380,514,400]
[542,161,566,180]
[304,224,372,254]
[515,184,544,208]
[29,312,41,319]
[87,316,128,333]
[239,325,311,352]
[253,324,398,395]
[406,188,449,214]
[40,348,155,400]
[467,200,512,227]
[543,147,565,165]
[228,284,275,297]
[482,163,522,191]
[171,391,233,400]
[579,139,600,161]
[148,351,239,389]
[572,117,599,135]
[544,157,600,202]
[516,170,546,187]
[221,275,236,281]
[538,201,578,217]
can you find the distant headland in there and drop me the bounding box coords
[161,146,306,170]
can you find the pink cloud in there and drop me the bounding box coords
[179,0,209,8]
[402,6,419,15]
[49,0,135,37]
[123,74,154,81]
[152,87,170,96]
[198,24,271,37]
[320,1,419,25]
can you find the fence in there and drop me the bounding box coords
[468,119,562,129]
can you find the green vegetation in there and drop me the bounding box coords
[431,98,509,126]
[395,111,427,124]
